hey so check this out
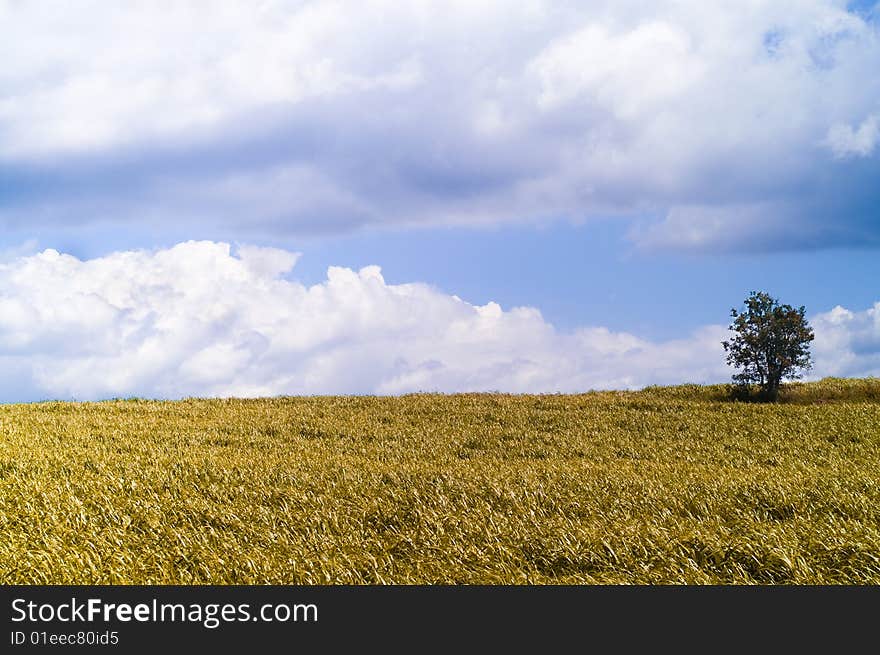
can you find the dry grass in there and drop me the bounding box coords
[2,377,878,584]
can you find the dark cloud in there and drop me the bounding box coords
[0,1,878,252]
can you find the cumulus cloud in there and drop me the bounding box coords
[1,1,879,250]
[0,241,872,402]
[811,303,880,378]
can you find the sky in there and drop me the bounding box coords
[0,0,878,401]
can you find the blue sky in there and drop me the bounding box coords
[0,1,877,400]
[286,220,880,339]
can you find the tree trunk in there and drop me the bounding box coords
[765,378,780,402]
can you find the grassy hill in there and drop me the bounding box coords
[2,378,878,584]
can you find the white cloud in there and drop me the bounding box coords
[0,1,424,157]
[825,114,880,158]
[0,240,873,401]
[811,302,880,378]
[1,1,878,249]
[529,21,705,118]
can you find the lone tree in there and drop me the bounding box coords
[722,291,814,402]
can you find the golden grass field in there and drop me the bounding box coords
[2,378,878,584]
